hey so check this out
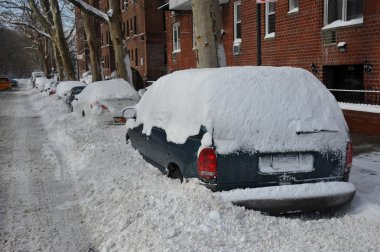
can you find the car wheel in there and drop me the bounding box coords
[82,110,85,117]
[167,163,183,183]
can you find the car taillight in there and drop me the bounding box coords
[197,148,217,180]
[345,141,353,170]
[100,104,108,110]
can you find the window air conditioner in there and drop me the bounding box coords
[233,44,241,55]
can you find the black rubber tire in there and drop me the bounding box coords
[167,164,184,183]
[82,110,85,117]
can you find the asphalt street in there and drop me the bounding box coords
[0,86,91,251]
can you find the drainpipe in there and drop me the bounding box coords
[257,4,262,66]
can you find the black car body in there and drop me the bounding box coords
[125,67,355,212]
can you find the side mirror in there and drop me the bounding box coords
[122,107,136,119]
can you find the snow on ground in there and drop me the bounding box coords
[25,82,380,251]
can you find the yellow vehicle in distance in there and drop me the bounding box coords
[0,77,12,91]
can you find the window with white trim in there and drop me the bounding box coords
[265,2,276,37]
[324,0,363,25]
[173,22,180,52]
[289,0,299,13]
[234,1,241,42]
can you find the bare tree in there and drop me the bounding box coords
[79,0,102,82]
[192,0,226,68]
[67,0,133,84]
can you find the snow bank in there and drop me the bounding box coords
[76,79,140,104]
[56,81,85,98]
[26,87,380,252]
[127,66,348,154]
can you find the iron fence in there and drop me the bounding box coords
[329,89,380,106]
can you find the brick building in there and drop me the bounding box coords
[75,0,167,85]
[164,0,380,91]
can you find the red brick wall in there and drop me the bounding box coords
[165,11,197,72]
[165,0,380,91]
[343,109,380,135]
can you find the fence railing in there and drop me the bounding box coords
[329,89,380,106]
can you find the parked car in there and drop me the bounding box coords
[0,76,11,91]
[48,82,60,95]
[125,66,355,213]
[31,71,45,87]
[65,86,86,112]
[56,81,86,99]
[10,79,18,87]
[73,79,140,124]
[35,77,53,92]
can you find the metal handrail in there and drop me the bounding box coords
[329,89,380,105]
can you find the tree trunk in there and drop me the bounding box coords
[81,9,102,82]
[49,0,76,80]
[192,0,226,68]
[108,0,130,83]
[53,44,64,81]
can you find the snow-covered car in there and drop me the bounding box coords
[74,79,140,124]
[56,81,86,99]
[35,77,54,92]
[48,82,60,95]
[125,66,356,213]
[31,71,45,87]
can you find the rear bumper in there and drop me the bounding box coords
[218,181,356,213]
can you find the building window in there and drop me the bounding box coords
[127,20,130,37]
[172,22,180,53]
[265,2,276,38]
[134,16,137,34]
[324,0,363,26]
[234,1,241,42]
[135,48,138,66]
[289,0,299,13]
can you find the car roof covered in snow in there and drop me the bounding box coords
[127,66,349,154]
[77,79,140,104]
[56,81,86,97]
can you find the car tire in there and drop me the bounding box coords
[167,163,183,183]
[82,110,85,117]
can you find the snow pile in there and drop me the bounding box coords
[56,81,86,98]
[127,66,349,154]
[80,71,93,84]
[76,79,140,104]
[26,87,380,251]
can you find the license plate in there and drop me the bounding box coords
[114,117,126,123]
[259,154,314,174]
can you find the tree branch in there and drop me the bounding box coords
[65,0,109,22]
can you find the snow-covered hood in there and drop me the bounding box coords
[127,66,349,154]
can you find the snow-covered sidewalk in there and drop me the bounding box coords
[28,84,380,251]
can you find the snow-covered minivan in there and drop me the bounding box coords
[125,67,355,213]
